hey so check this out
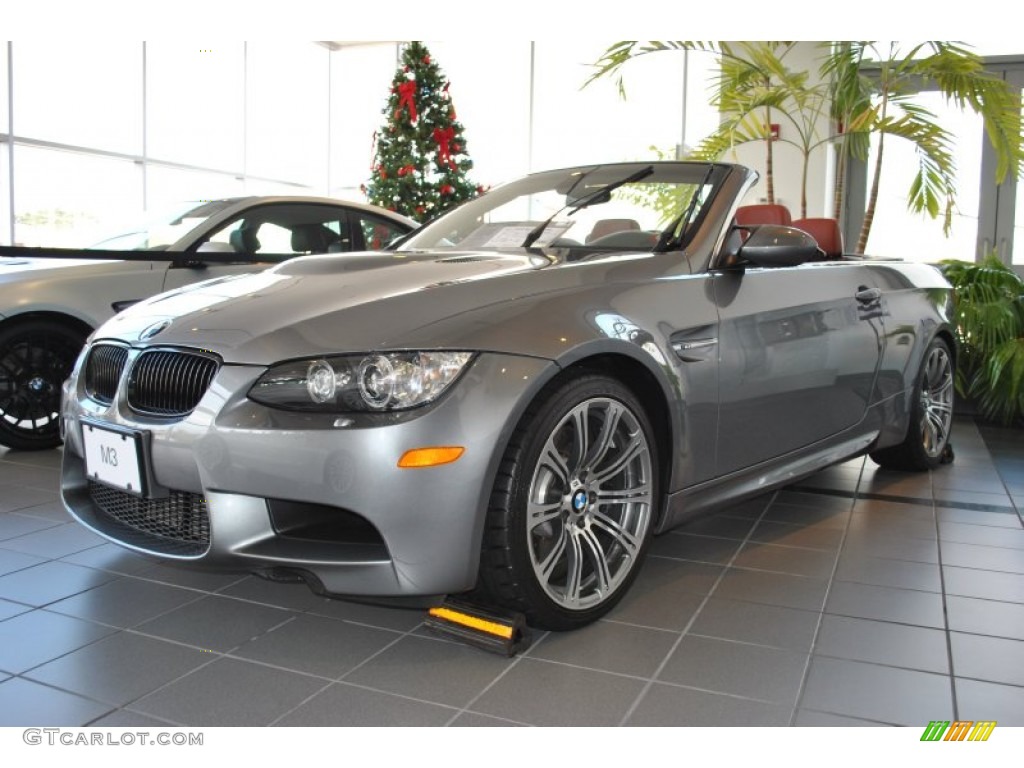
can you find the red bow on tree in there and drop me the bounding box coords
[433,126,456,169]
[395,80,418,123]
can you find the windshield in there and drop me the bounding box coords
[396,163,726,255]
[87,199,239,250]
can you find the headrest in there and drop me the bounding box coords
[229,224,261,253]
[291,224,336,254]
[586,218,641,244]
[735,204,792,226]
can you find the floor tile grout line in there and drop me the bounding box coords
[797,704,904,727]
[87,615,309,726]
[647,557,838,583]
[438,630,550,727]
[5,672,121,726]
[86,706,184,729]
[933,460,961,722]
[792,483,1018,514]
[984,430,1024,527]
[9,588,224,691]
[615,490,779,727]
[658,535,845,557]
[113,606,438,722]
[786,454,864,726]
[267,620,448,727]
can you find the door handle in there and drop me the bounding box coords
[855,287,882,304]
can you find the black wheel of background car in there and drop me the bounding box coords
[0,320,87,451]
[870,336,955,472]
[478,375,657,630]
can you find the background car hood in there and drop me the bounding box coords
[0,256,118,279]
[95,249,605,363]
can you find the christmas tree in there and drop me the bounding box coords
[364,42,481,222]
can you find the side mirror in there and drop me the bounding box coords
[734,225,822,268]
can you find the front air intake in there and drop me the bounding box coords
[88,481,210,556]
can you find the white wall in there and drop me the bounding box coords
[725,42,831,219]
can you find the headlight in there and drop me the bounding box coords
[248,351,474,412]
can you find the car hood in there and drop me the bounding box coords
[95,249,600,364]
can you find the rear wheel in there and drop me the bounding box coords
[0,320,86,451]
[478,375,657,630]
[870,337,954,471]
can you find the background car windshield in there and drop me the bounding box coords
[87,199,238,250]
[396,164,722,253]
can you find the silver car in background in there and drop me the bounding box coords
[0,197,414,450]
[59,162,954,630]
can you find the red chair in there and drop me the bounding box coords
[734,204,792,227]
[792,217,843,258]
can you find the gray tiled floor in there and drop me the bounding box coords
[0,415,1021,727]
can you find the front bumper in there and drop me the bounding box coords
[61,351,554,596]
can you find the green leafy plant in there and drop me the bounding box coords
[589,41,1024,253]
[588,42,799,209]
[830,42,1023,253]
[940,255,1024,424]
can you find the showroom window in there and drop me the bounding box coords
[1,42,9,135]
[858,91,983,262]
[12,145,142,247]
[329,43,399,200]
[13,41,143,155]
[145,42,245,171]
[426,41,533,186]
[145,165,245,210]
[844,52,1024,271]
[1,44,8,245]
[0,42,338,247]
[0,148,9,246]
[530,41,686,170]
[246,42,329,189]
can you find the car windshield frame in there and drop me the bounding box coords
[86,199,241,251]
[394,162,729,256]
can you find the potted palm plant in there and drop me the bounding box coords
[589,41,1024,253]
[940,256,1024,425]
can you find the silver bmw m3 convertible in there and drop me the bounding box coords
[59,162,955,630]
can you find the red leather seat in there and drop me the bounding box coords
[792,217,843,258]
[734,204,792,226]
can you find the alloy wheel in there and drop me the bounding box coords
[526,396,653,611]
[920,343,954,459]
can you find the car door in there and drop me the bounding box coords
[159,203,360,293]
[712,261,886,475]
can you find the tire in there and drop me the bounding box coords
[870,336,954,471]
[0,319,87,451]
[478,374,658,630]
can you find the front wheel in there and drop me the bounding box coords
[0,320,87,451]
[870,336,954,471]
[478,375,658,630]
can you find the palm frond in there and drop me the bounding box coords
[586,41,720,97]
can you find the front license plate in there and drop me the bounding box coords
[82,423,145,495]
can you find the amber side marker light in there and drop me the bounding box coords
[425,598,531,656]
[397,446,465,468]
